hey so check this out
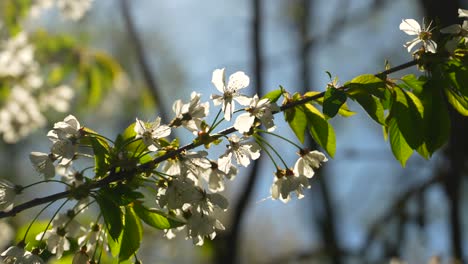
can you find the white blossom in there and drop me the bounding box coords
[1,246,25,263]
[0,32,35,78]
[29,152,56,179]
[57,0,94,21]
[72,248,89,264]
[459,8,468,18]
[134,117,171,151]
[270,169,311,203]
[185,211,225,246]
[38,85,74,112]
[234,95,279,133]
[200,160,237,192]
[400,19,437,53]
[36,212,85,259]
[210,68,251,121]
[218,135,261,173]
[293,150,328,178]
[0,179,17,212]
[171,92,209,133]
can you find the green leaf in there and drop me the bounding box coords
[106,225,122,257]
[345,74,386,98]
[388,118,413,167]
[284,106,307,143]
[263,87,283,103]
[421,82,451,154]
[323,88,347,118]
[400,74,426,94]
[96,192,124,241]
[391,87,424,149]
[349,92,385,124]
[89,137,110,178]
[119,206,143,262]
[304,104,336,157]
[133,202,184,230]
[304,91,355,117]
[445,87,468,116]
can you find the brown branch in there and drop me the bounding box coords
[119,0,170,124]
[0,59,419,219]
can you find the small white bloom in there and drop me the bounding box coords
[270,169,311,203]
[134,117,171,151]
[171,92,209,133]
[50,115,82,140]
[218,135,261,173]
[400,19,437,53]
[200,160,237,192]
[293,149,328,178]
[37,230,70,259]
[157,178,200,210]
[210,68,251,121]
[234,95,279,133]
[77,223,102,249]
[459,8,468,18]
[29,152,56,179]
[0,179,17,212]
[1,245,25,263]
[72,248,89,264]
[57,0,94,21]
[20,252,45,264]
[185,211,225,246]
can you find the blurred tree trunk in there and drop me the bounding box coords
[418,0,466,261]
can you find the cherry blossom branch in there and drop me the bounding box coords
[0,59,419,219]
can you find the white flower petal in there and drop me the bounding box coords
[234,113,255,133]
[399,19,421,35]
[227,71,250,91]
[211,68,226,93]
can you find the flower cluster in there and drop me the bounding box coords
[30,0,94,20]
[30,115,83,179]
[441,8,468,51]
[0,32,74,143]
[10,67,327,262]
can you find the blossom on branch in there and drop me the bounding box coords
[134,117,171,151]
[399,19,437,53]
[270,168,311,203]
[171,92,209,133]
[293,149,328,178]
[0,179,17,212]
[218,135,261,173]
[234,94,279,133]
[210,68,250,121]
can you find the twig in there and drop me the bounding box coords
[0,59,418,219]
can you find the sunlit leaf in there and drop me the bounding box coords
[323,88,347,118]
[119,206,143,262]
[304,104,336,157]
[388,118,413,167]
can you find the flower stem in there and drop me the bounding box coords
[21,200,57,242]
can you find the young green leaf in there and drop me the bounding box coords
[349,92,385,124]
[134,202,184,230]
[262,87,283,103]
[400,74,425,94]
[421,82,451,154]
[388,118,413,167]
[323,88,347,118]
[444,87,468,116]
[391,87,424,149]
[303,104,336,157]
[119,206,143,262]
[95,193,124,241]
[284,106,308,144]
[345,74,386,98]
